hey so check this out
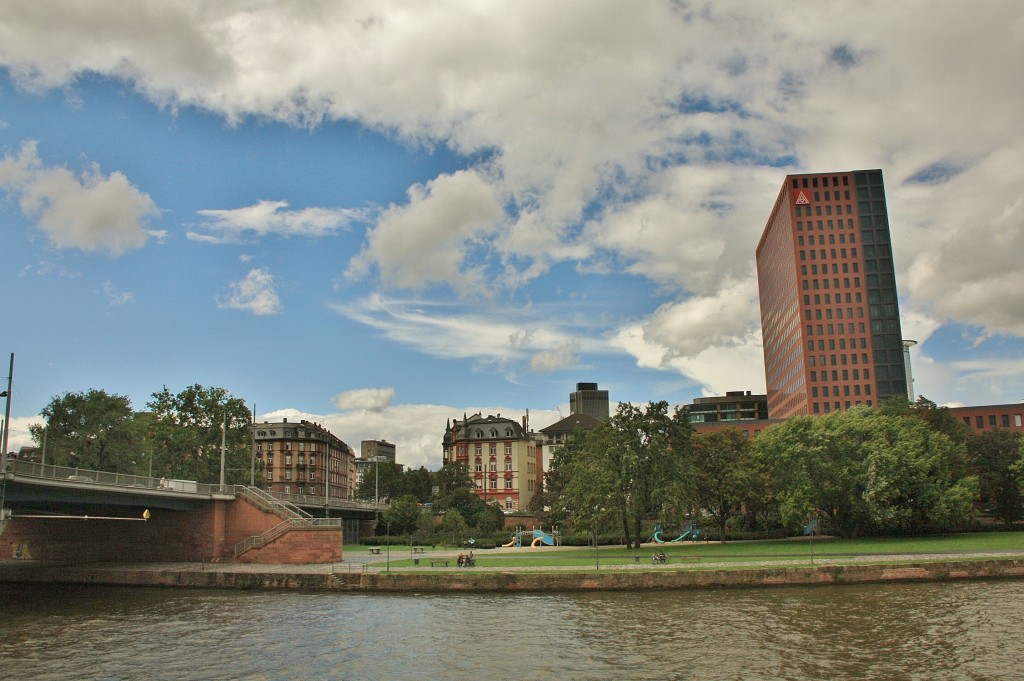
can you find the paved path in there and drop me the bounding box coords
[11,546,1020,577]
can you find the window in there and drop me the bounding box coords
[505,479,513,489]
[976,416,984,429]
[490,480,497,490]
[505,460,513,471]
[505,497,514,510]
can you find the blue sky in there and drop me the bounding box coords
[2,2,1023,468]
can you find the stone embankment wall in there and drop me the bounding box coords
[2,559,1022,592]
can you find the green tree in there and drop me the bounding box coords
[146,384,251,484]
[861,413,976,531]
[382,494,422,535]
[690,428,755,541]
[556,402,691,548]
[754,411,872,538]
[756,406,977,537]
[355,461,405,503]
[32,389,136,472]
[434,461,485,518]
[473,502,506,533]
[438,508,471,546]
[968,430,1024,525]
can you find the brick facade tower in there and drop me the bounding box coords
[756,169,907,418]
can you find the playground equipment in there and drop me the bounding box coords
[503,527,561,547]
[652,523,701,543]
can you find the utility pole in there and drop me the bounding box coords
[1,353,13,470]
[219,412,226,490]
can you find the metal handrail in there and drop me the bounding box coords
[233,516,342,557]
[236,485,311,520]
[4,460,385,511]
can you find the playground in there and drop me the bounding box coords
[502,527,561,548]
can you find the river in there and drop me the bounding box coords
[1,580,1022,680]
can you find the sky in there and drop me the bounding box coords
[2,2,1024,470]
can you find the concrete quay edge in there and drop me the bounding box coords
[2,558,1024,592]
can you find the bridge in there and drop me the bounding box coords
[0,460,384,564]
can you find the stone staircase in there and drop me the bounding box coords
[233,486,339,558]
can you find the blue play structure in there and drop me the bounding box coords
[652,523,701,543]
[503,527,561,547]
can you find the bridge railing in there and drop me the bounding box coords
[272,490,383,513]
[5,460,390,512]
[3,459,230,494]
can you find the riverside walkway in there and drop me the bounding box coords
[4,544,1024,578]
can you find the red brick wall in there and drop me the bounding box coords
[2,496,339,564]
[236,528,342,564]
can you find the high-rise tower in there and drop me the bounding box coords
[569,382,610,421]
[756,169,907,418]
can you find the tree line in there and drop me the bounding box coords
[532,397,1024,543]
[26,385,254,485]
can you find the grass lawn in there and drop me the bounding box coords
[364,532,1024,569]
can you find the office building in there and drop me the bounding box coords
[756,169,907,418]
[569,382,610,421]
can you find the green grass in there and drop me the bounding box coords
[363,532,1024,569]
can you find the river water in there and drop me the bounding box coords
[1,580,1022,680]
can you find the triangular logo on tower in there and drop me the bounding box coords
[794,189,811,205]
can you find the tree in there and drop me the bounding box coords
[382,494,422,535]
[754,411,871,538]
[968,430,1024,525]
[438,508,471,546]
[32,390,136,472]
[690,428,755,541]
[146,384,251,484]
[556,402,691,549]
[433,461,485,518]
[755,406,977,537]
[473,502,506,533]
[355,461,405,503]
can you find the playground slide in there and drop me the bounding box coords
[502,537,516,547]
[653,529,692,543]
[533,529,555,546]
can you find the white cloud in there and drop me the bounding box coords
[529,341,583,373]
[347,170,506,295]
[332,294,605,368]
[218,268,281,316]
[3,2,1024,403]
[102,282,134,306]
[1,414,41,454]
[333,387,395,413]
[0,140,158,255]
[189,199,363,244]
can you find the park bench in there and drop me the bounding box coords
[367,547,381,555]
[430,559,449,567]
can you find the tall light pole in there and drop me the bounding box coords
[1,352,13,471]
[218,412,226,491]
[902,339,918,401]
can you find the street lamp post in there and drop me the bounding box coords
[1,352,13,471]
